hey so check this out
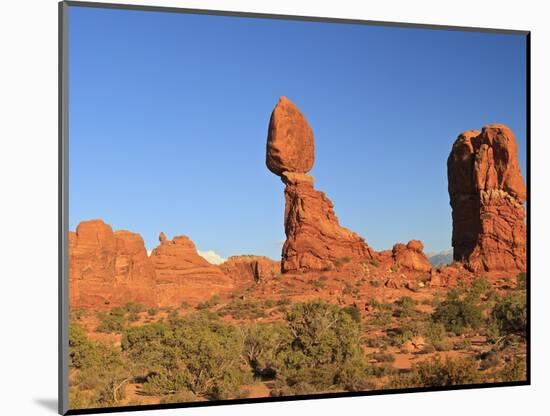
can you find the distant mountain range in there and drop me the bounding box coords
[427,249,453,266]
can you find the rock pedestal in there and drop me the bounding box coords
[266,97,375,272]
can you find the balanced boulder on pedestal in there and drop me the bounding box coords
[266,97,375,272]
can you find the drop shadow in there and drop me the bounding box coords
[34,398,58,413]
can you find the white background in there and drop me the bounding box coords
[1,0,548,415]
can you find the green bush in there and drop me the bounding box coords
[218,299,266,320]
[310,278,327,289]
[69,325,132,408]
[369,351,395,363]
[386,355,481,389]
[122,311,250,399]
[342,305,362,323]
[499,356,526,382]
[124,301,144,315]
[432,289,484,335]
[432,338,453,352]
[394,296,417,317]
[196,294,220,310]
[96,310,126,333]
[147,307,158,317]
[159,390,197,404]
[414,355,480,386]
[467,277,490,301]
[242,322,292,377]
[272,300,369,394]
[491,293,527,338]
[516,272,527,290]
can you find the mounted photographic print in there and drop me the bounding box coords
[59,1,530,414]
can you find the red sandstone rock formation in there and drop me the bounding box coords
[220,255,280,288]
[150,233,234,307]
[266,97,375,272]
[448,124,526,272]
[69,219,157,309]
[266,96,314,176]
[391,240,432,272]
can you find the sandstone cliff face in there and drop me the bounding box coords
[220,255,280,288]
[69,219,157,309]
[448,124,526,272]
[266,97,375,272]
[150,233,234,307]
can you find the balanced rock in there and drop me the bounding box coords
[448,124,526,272]
[150,233,234,307]
[391,240,432,272]
[266,96,314,175]
[69,219,157,309]
[266,97,375,272]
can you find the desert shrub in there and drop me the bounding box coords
[196,294,220,310]
[385,371,421,389]
[218,299,266,320]
[394,296,417,317]
[335,358,377,391]
[271,300,369,394]
[491,292,527,338]
[387,325,418,347]
[70,326,132,407]
[70,309,88,321]
[342,305,362,323]
[499,356,526,382]
[420,344,436,354]
[369,310,392,326]
[342,281,358,296]
[242,322,292,377]
[124,301,144,314]
[147,307,158,317]
[310,278,327,290]
[365,337,387,348]
[422,321,447,344]
[432,338,453,352]
[369,351,395,363]
[69,323,92,369]
[414,355,480,386]
[264,299,276,308]
[159,390,197,404]
[516,272,527,290]
[122,311,250,399]
[96,310,126,333]
[385,355,482,389]
[467,277,490,301]
[277,298,291,306]
[370,279,381,287]
[128,312,140,322]
[479,349,501,370]
[69,388,96,409]
[432,289,484,335]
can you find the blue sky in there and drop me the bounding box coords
[69,6,527,261]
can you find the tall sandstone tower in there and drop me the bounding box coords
[447,124,527,272]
